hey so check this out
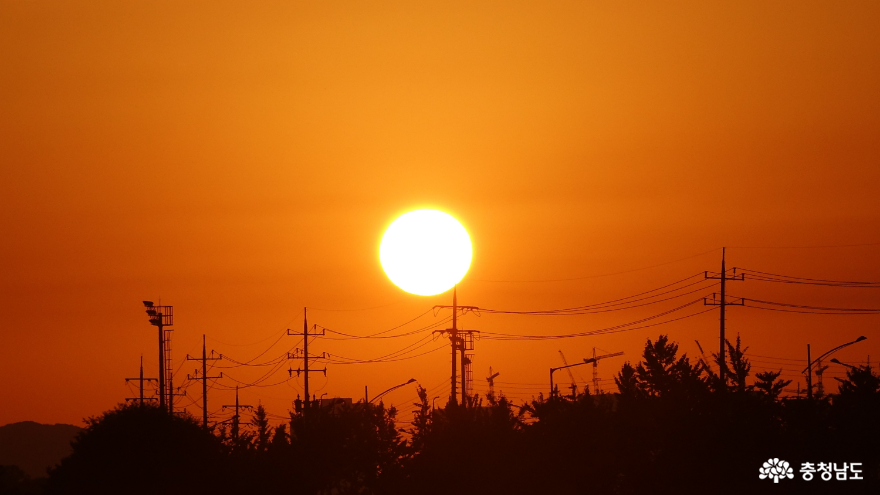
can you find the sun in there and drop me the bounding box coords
[380,209,473,296]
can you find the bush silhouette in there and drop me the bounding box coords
[46,402,224,495]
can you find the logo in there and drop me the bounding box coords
[759,458,794,483]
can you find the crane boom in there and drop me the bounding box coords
[584,350,624,394]
[583,351,624,364]
[558,350,578,397]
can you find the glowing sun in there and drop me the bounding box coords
[380,209,472,296]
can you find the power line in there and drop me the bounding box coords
[737,267,880,287]
[472,247,720,282]
[740,297,880,314]
[317,309,446,339]
[473,273,713,315]
[728,242,880,249]
[481,299,716,340]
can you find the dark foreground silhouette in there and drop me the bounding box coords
[14,334,879,494]
[0,422,80,479]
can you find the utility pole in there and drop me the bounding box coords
[222,386,252,444]
[125,356,158,405]
[187,335,222,429]
[287,308,326,412]
[168,387,187,416]
[703,248,743,385]
[143,301,172,411]
[433,288,479,407]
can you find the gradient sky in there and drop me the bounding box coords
[2,0,879,426]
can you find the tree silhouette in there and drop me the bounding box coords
[250,404,272,453]
[32,334,880,494]
[0,464,46,495]
[836,364,880,397]
[754,370,791,400]
[46,403,224,495]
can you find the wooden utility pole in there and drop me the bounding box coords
[187,335,222,429]
[125,356,158,405]
[287,308,326,412]
[432,288,480,408]
[222,386,252,443]
[704,248,743,385]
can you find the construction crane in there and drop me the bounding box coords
[815,360,829,397]
[584,349,624,394]
[558,351,579,399]
[486,367,500,402]
[695,340,713,373]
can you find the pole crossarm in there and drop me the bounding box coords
[287,350,327,360]
[186,354,221,362]
[289,367,327,377]
[187,372,223,380]
[702,294,744,306]
[704,271,745,282]
[287,326,325,337]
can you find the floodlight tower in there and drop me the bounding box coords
[143,301,173,412]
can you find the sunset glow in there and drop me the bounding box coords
[380,210,472,296]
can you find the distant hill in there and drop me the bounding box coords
[0,421,81,478]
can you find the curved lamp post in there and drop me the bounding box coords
[802,336,867,399]
[369,378,417,404]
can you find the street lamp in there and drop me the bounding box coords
[802,336,867,399]
[830,358,861,370]
[432,395,440,412]
[550,361,589,399]
[368,378,417,404]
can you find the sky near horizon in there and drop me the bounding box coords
[1,0,879,426]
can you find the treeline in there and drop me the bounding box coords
[20,335,880,494]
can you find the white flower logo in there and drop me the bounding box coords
[759,458,794,483]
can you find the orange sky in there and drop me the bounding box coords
[1,0,879,426]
